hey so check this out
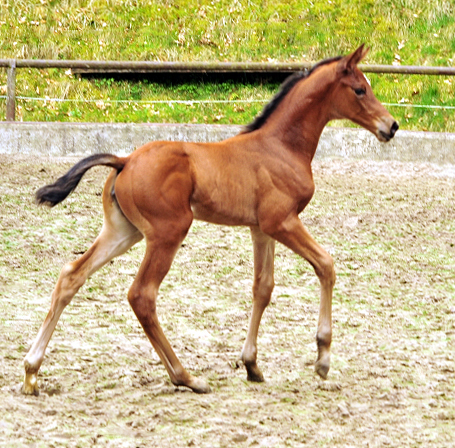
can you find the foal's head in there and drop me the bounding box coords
[323,45,399,142]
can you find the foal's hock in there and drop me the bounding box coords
[23,45,398,395]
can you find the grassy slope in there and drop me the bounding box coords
[0,0,455,131]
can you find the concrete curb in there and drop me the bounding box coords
[1,122,455,165]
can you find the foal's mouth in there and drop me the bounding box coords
[379,130,393,142]
[378,120,399,142]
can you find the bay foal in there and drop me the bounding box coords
[23,45,398,395]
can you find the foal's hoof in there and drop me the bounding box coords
[22,373,39,396]
[315,360,330,380]
[188,377,211,394]
[245,362,265,383]
[247,371,265,383]
[235,357,265,383]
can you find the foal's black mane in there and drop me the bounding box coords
[242,56,343,133]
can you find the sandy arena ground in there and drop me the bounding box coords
[1,155,454,447]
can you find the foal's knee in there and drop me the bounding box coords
[253,274,274,305]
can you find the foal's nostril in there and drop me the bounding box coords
[390,121,399,137]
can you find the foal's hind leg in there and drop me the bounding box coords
[126,218,211,394]
[22,172,142,395]
[238,227,275,382]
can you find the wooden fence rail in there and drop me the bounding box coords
[2,59,455,121]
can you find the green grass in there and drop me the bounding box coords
[1,0,455,131]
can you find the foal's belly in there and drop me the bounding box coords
[190,198,258,227]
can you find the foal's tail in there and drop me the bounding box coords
[36,153,127,207]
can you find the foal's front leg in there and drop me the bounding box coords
[267,215,335,379]
[239,227,275,382]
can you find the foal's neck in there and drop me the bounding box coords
[262,68,336,161]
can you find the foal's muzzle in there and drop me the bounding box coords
[378,120,399,142]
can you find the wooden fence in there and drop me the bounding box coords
[2,59,455,121]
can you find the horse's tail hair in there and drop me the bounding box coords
[36,153,127,207]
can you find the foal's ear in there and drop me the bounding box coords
[337,44,370,75]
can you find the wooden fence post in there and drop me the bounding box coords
[6,59,16,121]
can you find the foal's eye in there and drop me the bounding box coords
[354,87,366,96]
